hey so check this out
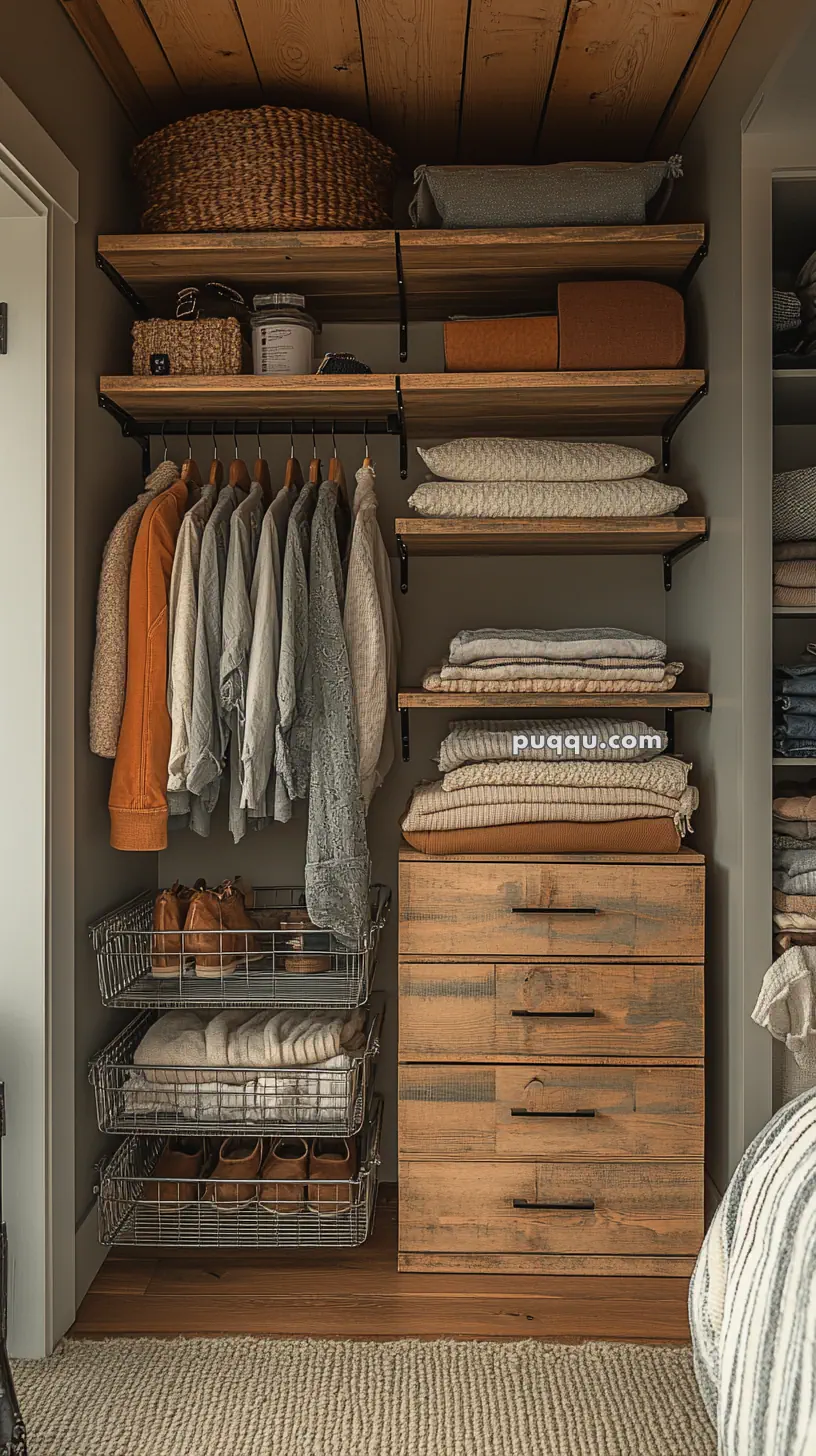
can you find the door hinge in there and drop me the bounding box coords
[0,304,7,355]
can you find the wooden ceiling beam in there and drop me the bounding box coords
[357,0,470,163]
[57,0,158,131]
[649,0,755,155]
[458,0,567,163]
[137,0,263,105]
[234,0,370,126]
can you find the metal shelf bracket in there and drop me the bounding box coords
[395,232,408,364]
[662,379,709,472]
[96,251,150,318]
[400,706,410,761]
[679,236,709,294]
[665,700,711,753]
[662,526,709,590]
[396,534,408,593]
[395,375,408,479]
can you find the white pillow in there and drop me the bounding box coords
[408,479,687,519]
[418,438,655,483]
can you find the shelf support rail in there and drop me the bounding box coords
[664,701,711,754]
[661,380,708,473]
[96,251,150,318]
[395,233,408,364]
[396,534,408,593]
[663,526,709,591]
[679,235,709,295]
[395,375,408,479]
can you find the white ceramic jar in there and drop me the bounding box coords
[250,292,319,375]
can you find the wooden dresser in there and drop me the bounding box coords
[398,847,705,1275]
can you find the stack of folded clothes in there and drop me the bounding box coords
[774,543,816,607]
[407,437,688,519]
[400,716,698,855]
[422,626,683,694]
[774,651,816,757]
[773,786,816,952]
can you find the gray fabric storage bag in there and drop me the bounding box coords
[409,158,682,229]
[773,468,816,542]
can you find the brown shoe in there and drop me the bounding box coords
[152,882,196,976]
[279,911,332,974]
[185,879,261,978]
[307,1137,358,1215]
[146,1137,205,1205]
[259,1137,309,1215]
[203,1138,263,1209]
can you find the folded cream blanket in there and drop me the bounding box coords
[441,756,692,797]
[423,666,681,693]
[437,660,673,683]
[448,627,666,665]
[774,911,816,931]
[407,479,688,519]
[774,561,816,587]
[775,587,816,605]
[123,1063,352,1124]
[133,1008,365,1084]
[437,718,668,771]
[753,945,816,1072]
[402,779,698,833]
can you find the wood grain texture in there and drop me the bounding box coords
[235,0,369,123]
[398,1251,697,1275]
[650,0,755,154]
[398,690,711,709]
[395,517,708,557]
[399,858,705,960]
[58,0,156,128]
[458,0,566,162]
[399,1064,704,1160]
[399,960,705,1060]
[139,0,262,102]
[399,1161,704,1255]
[96,0,184,111]
[399,848,705,864]
[99,374,399,419]
[537,0,714,161]
[358,0,469,162]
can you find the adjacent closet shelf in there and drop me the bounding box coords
[773,606,816,616]
[773,368,816,425]
[772,757,816,766]
[393,517,709,593]
[396,692,712,760]
[96,224,707,324]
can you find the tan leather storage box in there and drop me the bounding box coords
[557,280,685,369]
[444,315,558,371]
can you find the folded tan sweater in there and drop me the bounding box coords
[774,587,816,605]
[402,779,698,833]
[423,665,682,693]
[441,756,692,797]
[437,660,674,683]
[774,560,816,587]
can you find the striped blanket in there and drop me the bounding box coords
[689,1089,816,1454]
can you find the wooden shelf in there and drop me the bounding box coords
[773,757,816,766]
[97,224,706,321]
[774,606,816,616]
[100,370,707,434]
[395,517,708,556]
[398,691,712,710]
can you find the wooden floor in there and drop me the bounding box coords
[72,1189,691,1343]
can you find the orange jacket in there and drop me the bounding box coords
[109,479,187,850]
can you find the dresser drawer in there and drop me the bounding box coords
[399,961,704,1060]
[399,859,704,960]
[399,1160,703,1257]
[399,1064,704,1161]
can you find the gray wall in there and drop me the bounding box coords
[0,0,142,1264]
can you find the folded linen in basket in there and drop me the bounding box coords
[407,479,688,519]
[123,1061,352,1124]
[448,627,667,665]
[437,718,668,770]
[440,756,692,797]
[422,665,681,693]
[133,1008,365,1084]
[401,780,699,834]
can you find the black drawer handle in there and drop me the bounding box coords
[510,1107,596,1119]
[513,1198,595,1211]
[511,906,598,915]
[511,1009,596,1019]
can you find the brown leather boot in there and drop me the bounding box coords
[203,1138,263,1209]
[146,1137,205,1205]
[307,1137,358,1215]
[185,879,261,979]
[152,882,196,976]
[259,1137,309,1215]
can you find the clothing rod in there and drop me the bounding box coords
[135,418,400,437]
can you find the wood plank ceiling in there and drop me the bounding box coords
[60,0,754,163]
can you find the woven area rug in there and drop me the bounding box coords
[14,1336,715,1456]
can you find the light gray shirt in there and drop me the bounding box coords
[186,485,241,834]
[242,485,294,820]
[274,482,317,822]
[167,483,217,820]
[220,483,264,843]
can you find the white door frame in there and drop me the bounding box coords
[0,79,77,1358]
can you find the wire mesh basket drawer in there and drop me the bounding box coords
[97,1099,383,1249]
[89,1002,382,1138]
[89,885,390,1012]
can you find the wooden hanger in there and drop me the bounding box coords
[283,421,304,492]
[309,424,322,486]
[362,421,372,470]
[329,426,350,508]
[229,427,252,491]
[180,425,202,489]
[253,424,273,506]
[209,429,223,487]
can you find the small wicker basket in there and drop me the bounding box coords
[132,317,245,375]
[132,106,397,233]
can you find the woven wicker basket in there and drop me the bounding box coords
[132,106,397,233]
[132,318,246,375]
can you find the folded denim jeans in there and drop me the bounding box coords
[777,694,816,714]
[776,713,816,741]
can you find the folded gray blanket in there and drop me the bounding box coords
[448,627,666,666]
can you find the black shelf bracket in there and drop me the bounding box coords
[99,392,151,476]
[663,526,709,591]
[395,232,408,364]
[396,534,408,593]
[662,379,708,473]
[395,375,408,479]
[679,235,709,294]
[664,700,711,754]
[96,251,150,318]
[400,706,410,761]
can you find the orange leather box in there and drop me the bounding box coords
[444,315,558,371]
[557,281,685,370]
